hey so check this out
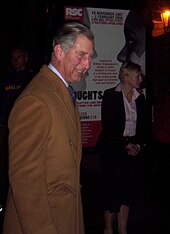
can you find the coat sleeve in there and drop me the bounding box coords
[8,95,58,234]
[97,89,128,151]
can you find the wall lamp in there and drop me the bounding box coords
[161,9,170,33]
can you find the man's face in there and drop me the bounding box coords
[117,11,145,76]
[11,49,28,71]
[58,35,95,84]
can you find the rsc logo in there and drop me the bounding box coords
[65,8,83,17]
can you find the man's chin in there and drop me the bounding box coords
[74,76,82,83]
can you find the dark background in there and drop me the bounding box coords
[1,0,169,99]
[0,0,150,74]
[1,1,170,233]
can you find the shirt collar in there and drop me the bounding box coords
[115,83,140,101]
[48,63,69,87]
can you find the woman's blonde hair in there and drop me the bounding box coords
[118,62,142,81]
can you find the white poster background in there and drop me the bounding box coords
[64,7,129,147]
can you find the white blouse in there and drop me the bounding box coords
[115,83,140,137]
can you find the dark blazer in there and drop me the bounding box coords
[3,65,84,234]
[96,86,147,156]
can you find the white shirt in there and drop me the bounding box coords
[48,63,69,87]
[115,83,140,136]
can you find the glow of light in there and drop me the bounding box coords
[161,10,170,32]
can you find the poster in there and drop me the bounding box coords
[64,6,129,148]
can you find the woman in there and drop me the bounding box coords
[96,62,147,234]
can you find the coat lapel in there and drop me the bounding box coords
[41,65,80,135]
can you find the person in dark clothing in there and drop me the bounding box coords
[0,47,34,126]
[0,47,34,230]
[96,62,147,234]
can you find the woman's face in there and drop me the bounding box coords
[125,71,143,89]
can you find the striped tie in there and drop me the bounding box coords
[67,85,76,104]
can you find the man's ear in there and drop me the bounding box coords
[53,44,64,61]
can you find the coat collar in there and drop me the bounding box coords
[40,65,80,134]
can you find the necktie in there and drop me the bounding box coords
[67,85,76,104]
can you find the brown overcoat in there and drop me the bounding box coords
[3,65,84,234]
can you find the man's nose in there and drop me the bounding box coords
[82,56,92,69]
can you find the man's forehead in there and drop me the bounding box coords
[74,38,94,52]
[125,11,145,28]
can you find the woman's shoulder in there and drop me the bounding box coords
[103,85,121,98]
